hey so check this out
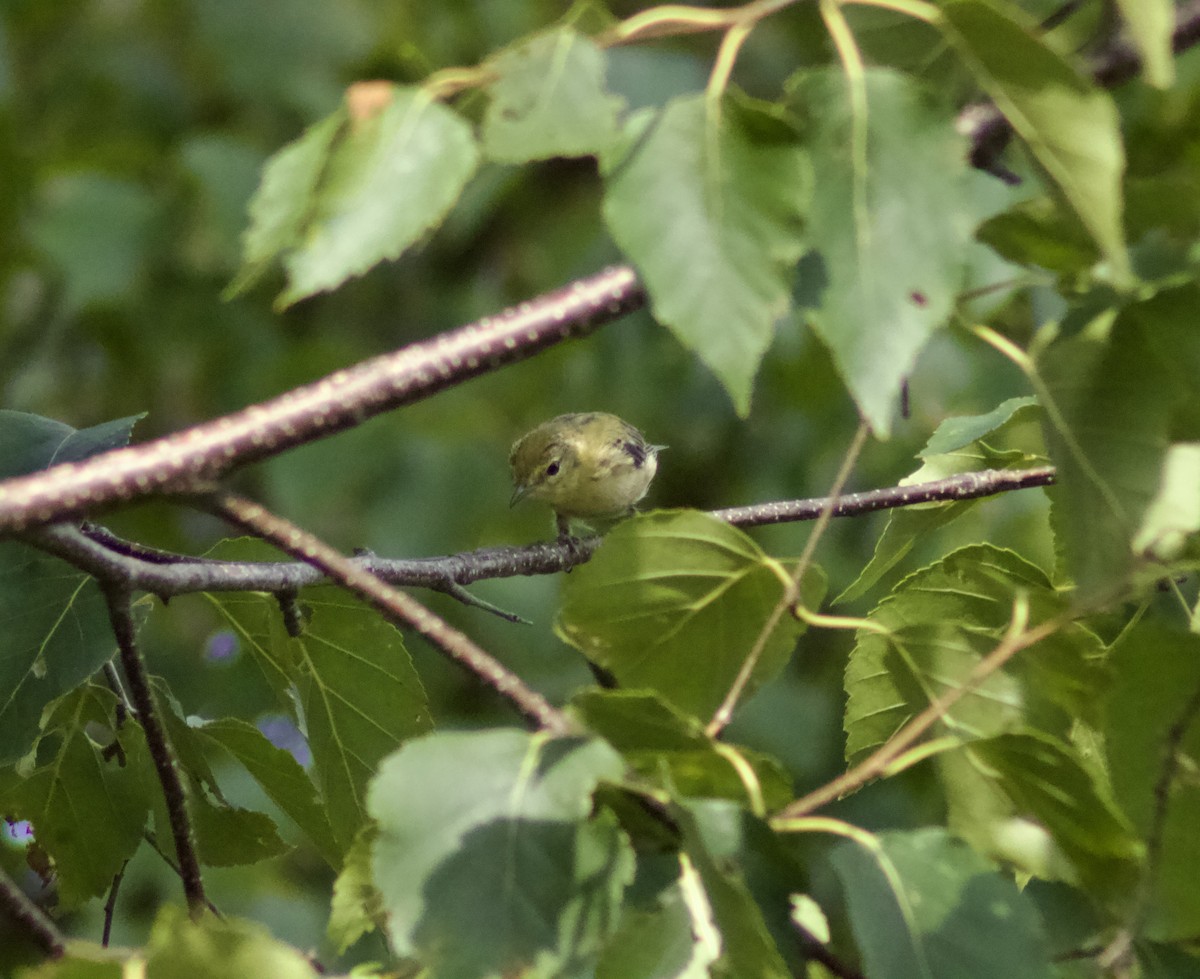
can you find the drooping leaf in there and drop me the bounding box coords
[369,730,632,979]
[843,544,1104,765]
[601,92,808,415]
[293,589,433,854]
[233,86,479,305]
[940,0,1129,282]
[482,28,623,162]
[828,827,1053,979]
[795,68,972,436]
[556,511,822,722]
[0,686,153,906]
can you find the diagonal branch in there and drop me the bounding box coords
[0,866,65,959]
[203,491,575,734]
[0,266,644,535]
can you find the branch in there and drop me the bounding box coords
[0,866,64,959]
[25,467,1056,603]
[203,491,575,735]
[102,585,207,917]
[963,0,1200,179]
[776,603,1066,819]
[0,266,644,535]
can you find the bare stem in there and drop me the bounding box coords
[0,864,65,959]
[103,585,207,917]
[204,492,574,735]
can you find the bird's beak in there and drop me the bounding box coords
[510,484,530,508]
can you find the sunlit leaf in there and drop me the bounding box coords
[601,92,808,415]
[941,0,1129,282]
[369,730,632,979]
[844,544,1104,765]
[233,86,479,305]
[557,511,821,722]
[482,28,623,162]
[795,68,972,436]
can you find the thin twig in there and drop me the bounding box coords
[776,604,1065,818]
[0,866,65,958]
[204,491,574,735]
[103,585,207,917]
[101,862,127,947]
[142,832,223,918]
[707,422,872,737]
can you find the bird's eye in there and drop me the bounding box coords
[545,462,560,477]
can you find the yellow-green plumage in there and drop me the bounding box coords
[509,412,663,538]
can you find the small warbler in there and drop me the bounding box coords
[509,412,664,539]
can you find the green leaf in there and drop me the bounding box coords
[144,904,319,979]
[571,688,794,811]
[0,686,153,906]
[482,28,623,162]
[601,92,808,415]
[294,589,433,853]
[0,543,122,766]
[1114,0,1174,89]
[1131,442,1200,563]
[1106,622,1200,939]
[233,86,479,306]
[843,544,1104,765]
[940,0,1129,283]
[828,827,1053,979]
[0,410,144,479]
[328,825,383,954]
[368,730,632,979]
[556,511,820,722]
[837,398,1045,603]
[919,397,1040,458]
[195,717,340,869]
[597,873,720,979]
[976,196,1101,275]
[187,795,290,868]
[684,800,809,976]
[969,730,1140,891]
[229,112,343,297]
[676,803,792,979]
[1036,284,1199,595]
[795,68,972,437]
